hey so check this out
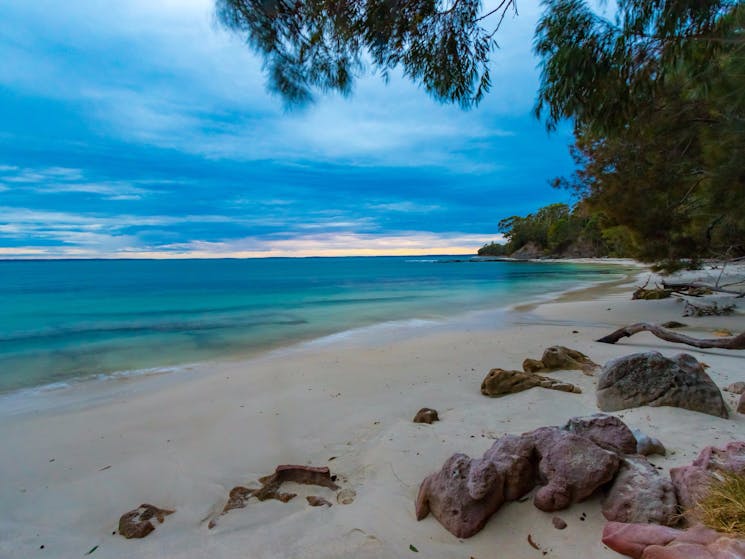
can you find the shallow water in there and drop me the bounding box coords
[0,257,624,393]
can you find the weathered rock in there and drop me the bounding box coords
[603,456,678,525]
[222,486,255,513]
[597,352,728,418]
[523,346,599,376]
[563,414,638,455]
[481,433,537,501]
[739,393,745,415]
[670,442,745,511]
[633,287,672,300]
[510,242,543,260]
[725,382,745,395]
[552,516,567,529]
[529,427,620,512]
[413,408,439,424]
[118,504,174,539]
[415,454,505,538]
[602,521,745,559]
[633,429,667,456]
[253,465,339,502]
[306,496,332,507]
[481,368,581,397]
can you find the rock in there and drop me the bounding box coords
[529,427,620,512]
[118,504,174,539]
[415,454,506,538]
[552,516,567,529]
[563,414,638,455]
[253,465,340,502]
[725,382,745,394]
[523,346,599,376]
[481,368,581,397]
[633,429,667,456]
[602,521,745,559]
[510,242,543,260]
[739,393,745,414]
[222,486,254,513]
[481,433,537,501]
[597,352,729,419]
[602,456,678,525]
[670,442,745,511]
[306,496,332,507]
[416,415,632,538]
[413,408,439,424]
[632,287,672,300]
[661,321,687,329]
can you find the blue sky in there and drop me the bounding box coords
[0,0,577,258]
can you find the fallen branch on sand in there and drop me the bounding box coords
[597,323,745,350]
[662,280,745,298]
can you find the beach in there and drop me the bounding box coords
[1,261,744,559]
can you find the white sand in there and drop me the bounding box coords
[1,263,744,559]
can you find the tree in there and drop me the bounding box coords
[536,0,745,262]
[216,0,517,106]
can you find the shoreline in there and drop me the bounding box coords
[0,259,638,415]
[2,259,743,559]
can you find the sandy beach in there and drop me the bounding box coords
[1,262,744,559]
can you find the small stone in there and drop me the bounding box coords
[337,488,356,505]
[413,408,439,424]
[739,393,745,415]
[661,321,687,329]
[306,496,332,507]
[552,516,567,530]
[118,504,174,539]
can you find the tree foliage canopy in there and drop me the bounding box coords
[217,0,517,106]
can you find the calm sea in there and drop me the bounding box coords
[0,257,624,393]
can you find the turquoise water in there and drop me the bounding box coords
[0,257,624,393]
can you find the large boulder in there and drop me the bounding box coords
[603,456,678,525]
[415,454,505,538]
[510,242,543,260]
[597,352,728,418]
[482,433,538,501]
[563,414,638,455]
[481,368,580,397]
[523,346,599,376]
[670,442,745,510]
[602,521,745,559]
[529,427,620,512]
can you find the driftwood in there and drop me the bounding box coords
[597,323,745,349]
[662,280,745,298]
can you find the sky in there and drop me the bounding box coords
[0,0,578,258]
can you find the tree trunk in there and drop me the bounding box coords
[597,323,745,349]
[661,281,745,297]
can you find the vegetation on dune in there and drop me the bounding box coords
[694,471,745,535]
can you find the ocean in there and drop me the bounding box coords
[0,257,625,394]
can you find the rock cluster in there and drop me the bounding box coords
[415,414,674,538]
[522,346,599,376]
[597,352,728,418]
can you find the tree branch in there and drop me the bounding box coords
[597,323,745,349]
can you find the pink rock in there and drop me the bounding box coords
[602,522,684,559]
[481,433,537,501]
[603,456,678,525]
[738,393,745,415]
[602,522,745,559]
[415,454,505,538]
[529,427,620,512]
[563,413,638,455]
[670,442,745,510]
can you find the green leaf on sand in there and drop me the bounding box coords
[409,544,418,552]
[85,545,99,555]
